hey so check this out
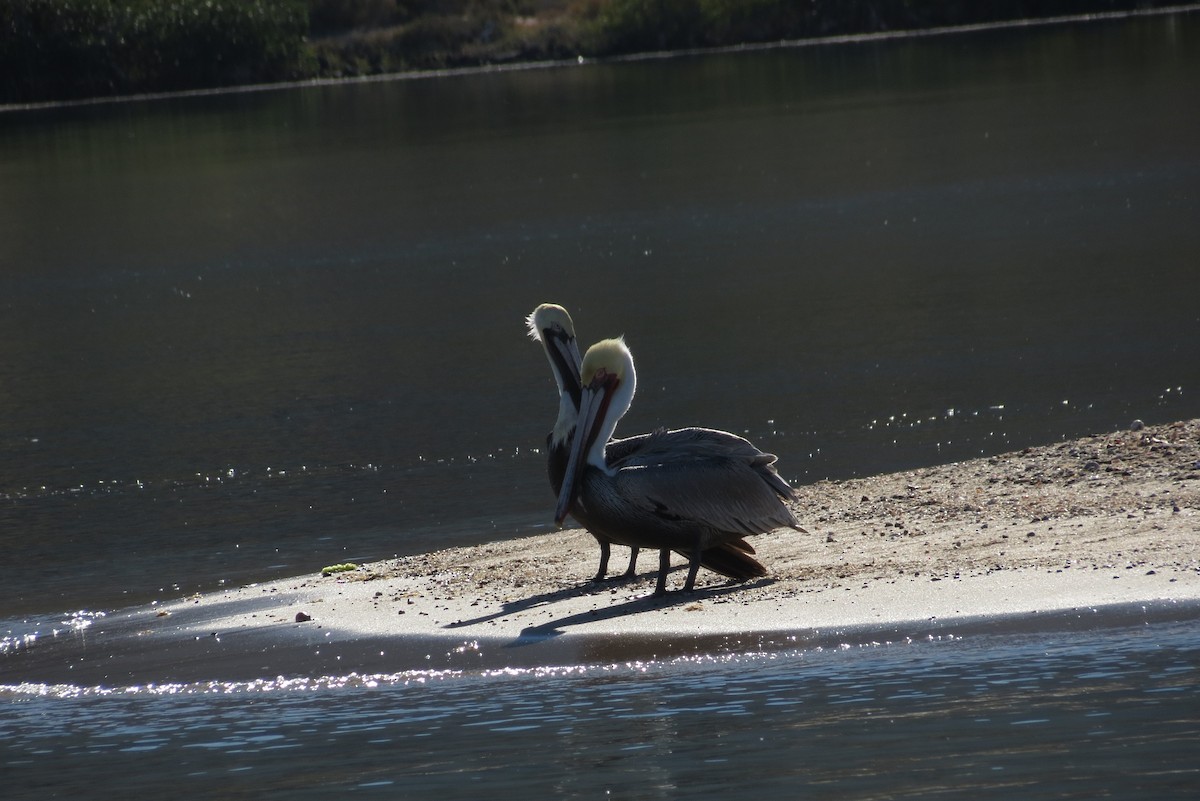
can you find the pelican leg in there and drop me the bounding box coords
[653,549,671,596]
[592,541,611,582]
[621,547,640,579]
[682,537,703,592]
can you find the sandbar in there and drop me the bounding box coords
[4,419,1197,687]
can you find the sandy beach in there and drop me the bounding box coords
[6,419,1198,687]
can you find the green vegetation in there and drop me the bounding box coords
[1,0,1185,104]
[2,0,308,103]
[321,562,359,576]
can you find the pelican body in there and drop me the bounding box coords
[554,337,797,595]
[528,305,765,586]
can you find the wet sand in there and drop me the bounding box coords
[5,420,1198,686]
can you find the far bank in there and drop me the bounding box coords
[4,1,1198,106]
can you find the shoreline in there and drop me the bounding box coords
[3,419,1197,688]
[5,5,1198,114]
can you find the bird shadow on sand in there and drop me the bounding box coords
[440,574,643,630]
[506,577,777,646]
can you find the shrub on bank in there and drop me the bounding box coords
[1,0,308,104]
[309,0,1182,80]
[307,0,439,37]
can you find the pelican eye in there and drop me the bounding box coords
[589,366,620,387]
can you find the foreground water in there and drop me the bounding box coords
[4,610,1198,799]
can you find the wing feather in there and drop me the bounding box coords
[610,426,795,502]
[616,456,797,537]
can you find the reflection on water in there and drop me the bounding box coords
[3,616,1198,799]
[0,14,1198,619]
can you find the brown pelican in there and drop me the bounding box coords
[554,337,798,595]
[527,304,766,586]
[527,302,637,580]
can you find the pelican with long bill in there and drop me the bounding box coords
[553,336,801,595]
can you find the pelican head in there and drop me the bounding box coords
[554,337,637,525]
[526,303,583,406]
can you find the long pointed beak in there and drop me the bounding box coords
[553,379,609,525]
[547,330,582,408]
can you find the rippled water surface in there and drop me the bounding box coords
[4,615,1199,799]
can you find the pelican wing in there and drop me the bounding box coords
[604,431,652,464]
[611,427,795,501]
[614,456,798,537]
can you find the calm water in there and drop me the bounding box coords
[2,12,1200,797]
